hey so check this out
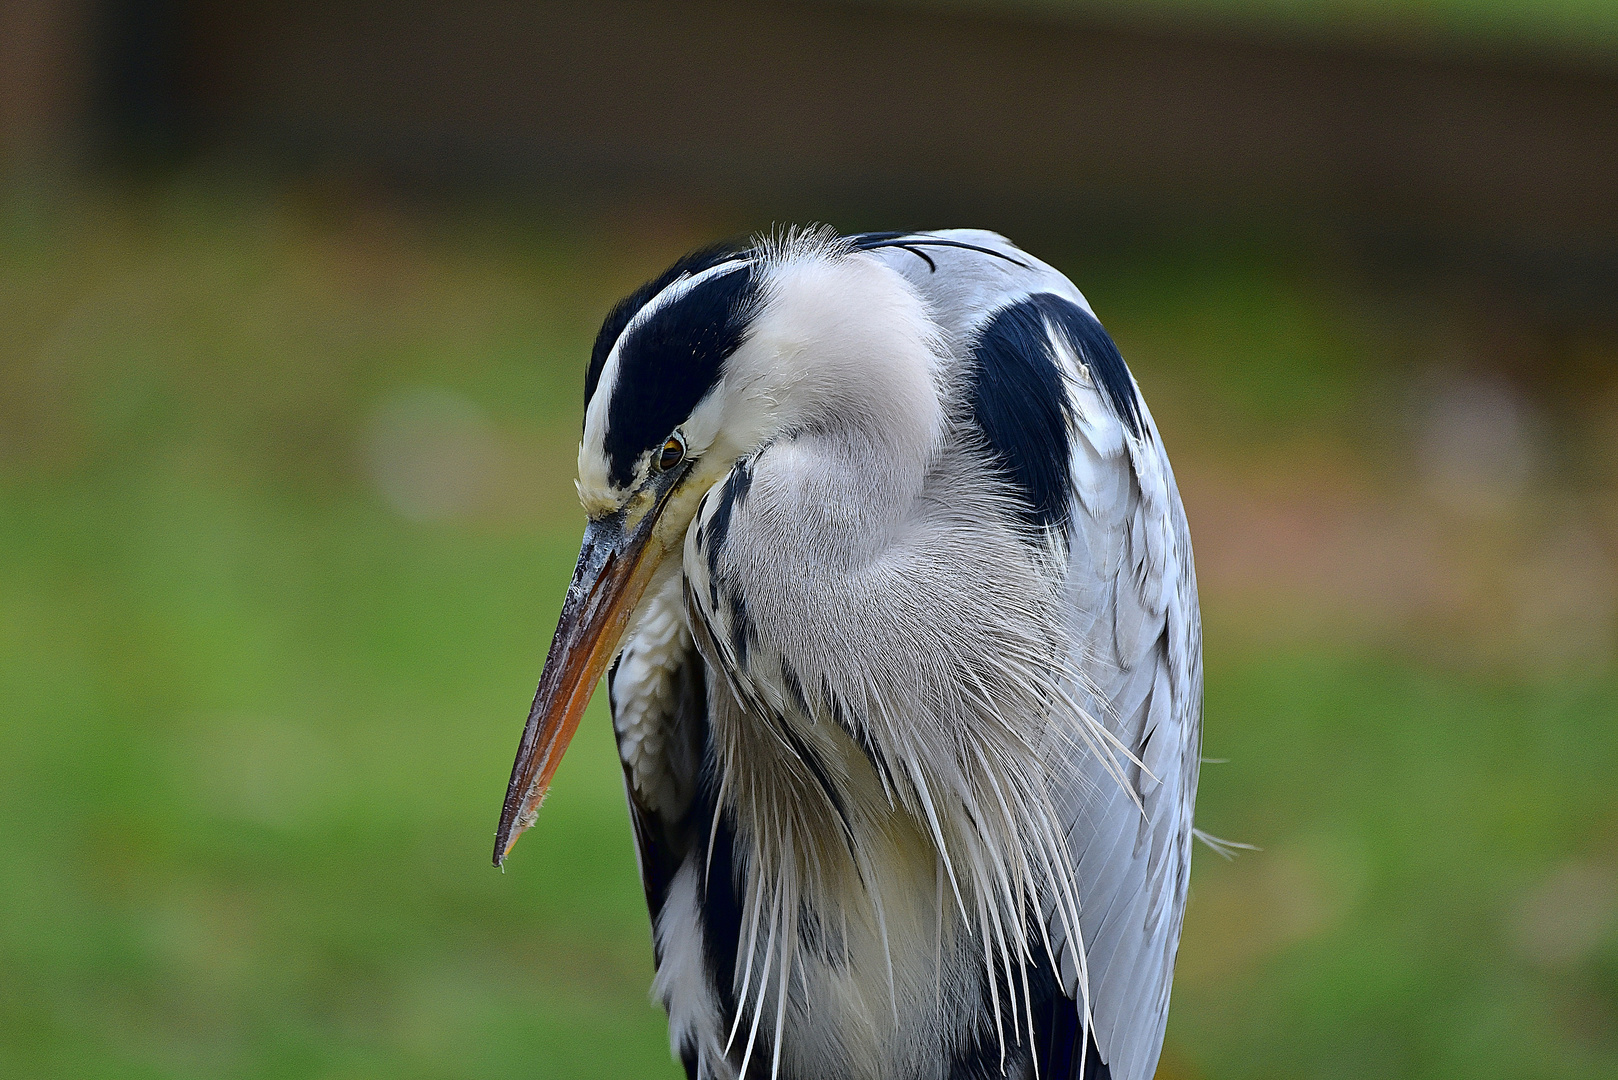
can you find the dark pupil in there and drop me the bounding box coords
[659,440,683,469]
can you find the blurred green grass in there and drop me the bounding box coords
[1,182,1614,1079]
[960,0,1618,59]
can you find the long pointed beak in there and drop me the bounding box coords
[493,494,674,866]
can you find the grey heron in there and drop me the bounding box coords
[495,228,1201,1080]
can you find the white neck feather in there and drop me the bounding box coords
[674,238,1104,1076]
[685,239,950,513]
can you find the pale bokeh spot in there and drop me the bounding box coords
[1511,860,1618,968]
[1416,375,1540,518]
[186,715,341,831]
[364,387,506,522]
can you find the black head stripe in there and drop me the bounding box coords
[584,239,752,415]
[602,261,760,487]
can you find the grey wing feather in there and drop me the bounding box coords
[866,231,1202,1080]
[1051,390,1201,1080]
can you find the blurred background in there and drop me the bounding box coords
[2,1,1616,1077]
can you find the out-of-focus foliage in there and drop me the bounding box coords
[913,0,1618,58]
[0,181,1614,1079]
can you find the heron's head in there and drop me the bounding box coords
[495,232,944,863]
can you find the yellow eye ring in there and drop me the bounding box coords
[657,433,687,472]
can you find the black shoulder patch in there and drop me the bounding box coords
[1029,949,1113,1080]
[602,262,760,487]
[1035,293,1142,438]
[946,942,1112,1080]
[969,293,1140,533]
[584,239,751,414]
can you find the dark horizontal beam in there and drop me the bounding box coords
[120,0,1618,256]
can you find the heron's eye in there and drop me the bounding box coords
[657,433,686,472]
